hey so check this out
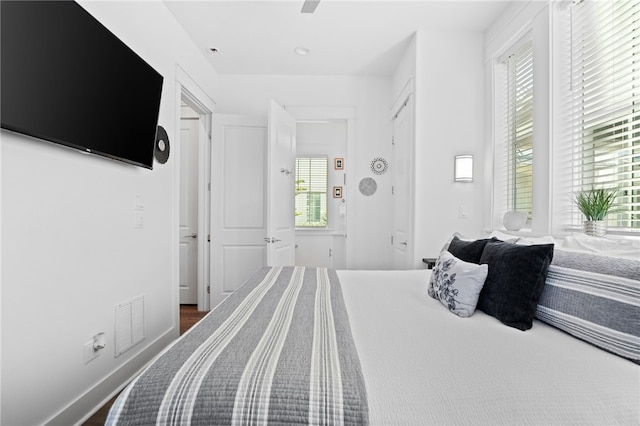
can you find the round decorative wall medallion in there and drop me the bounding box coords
[370,157,388,175]
[359,177,377,196]
[154,125,170,164]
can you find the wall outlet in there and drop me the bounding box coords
[84,341,99,364]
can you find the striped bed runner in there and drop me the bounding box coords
[107,267,369,425]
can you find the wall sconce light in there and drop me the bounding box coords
[454,155,473,183]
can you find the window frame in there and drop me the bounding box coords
[294,155,329,229]
[506,39,534,219]
[492,33,535,231]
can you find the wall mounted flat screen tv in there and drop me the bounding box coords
[1,1,163,169]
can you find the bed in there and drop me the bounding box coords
[107,239,640,425]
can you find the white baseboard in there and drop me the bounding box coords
[44,327,178,426]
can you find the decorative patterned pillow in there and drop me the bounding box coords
[428,250,489,318]
[429,235,495,296]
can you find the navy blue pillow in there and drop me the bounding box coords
[448,236,495,264]
[478,241,554,331]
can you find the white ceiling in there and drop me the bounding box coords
[164,0,512,76]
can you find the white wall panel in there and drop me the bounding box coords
[223,126,266,229]
[222,246,266,293]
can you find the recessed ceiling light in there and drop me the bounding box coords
[293,46,310,56]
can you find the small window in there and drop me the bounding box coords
[295,156,328,227]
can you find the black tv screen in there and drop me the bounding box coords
[1,1,163,169]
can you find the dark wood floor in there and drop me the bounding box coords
[179,304,209,335]
[83,305,208,425]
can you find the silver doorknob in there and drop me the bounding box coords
[400,241,408,246]
[186,233,197,239]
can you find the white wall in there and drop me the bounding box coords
[392,34,417,104]
[0,2,218,424]
[415,30,486,261]
[213,75,393,269]
[392,30,487,266]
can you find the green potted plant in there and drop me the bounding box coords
[574,187,617,237]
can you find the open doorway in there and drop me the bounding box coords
[285,106,356,269]
[178,101,200,305]
[294,120,348,269]
[175,72,214,312]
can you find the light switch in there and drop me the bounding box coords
[135,195,144,210]
[458,205,468,218]
[134,211,144,229]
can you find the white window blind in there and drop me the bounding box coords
[295,156,328,227]
[565,0,640,230]
[494,38,534,226]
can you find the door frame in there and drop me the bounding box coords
[174,65,216,313]
[178,109,199,304]
[390,77,415,269]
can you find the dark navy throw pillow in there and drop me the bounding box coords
[478,241,554,331]
[448,236,496,264]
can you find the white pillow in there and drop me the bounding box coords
[561,234,640,259]
[428,250,488,318]
[490,230,556,246]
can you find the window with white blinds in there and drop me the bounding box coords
[507,40,534,217]
[295,156,328,227]
[494,38,534,225]
[564,0,640,230]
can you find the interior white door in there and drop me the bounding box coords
[391,96,414,270]
[210,114,268,308]
[267,100,296,266]
[179,117,199,304]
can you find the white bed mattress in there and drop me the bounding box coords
[338,269,640,425]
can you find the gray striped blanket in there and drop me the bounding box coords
[107,266,369,425]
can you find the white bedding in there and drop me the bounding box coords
[338,269,640,425]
